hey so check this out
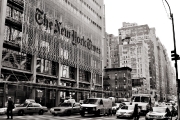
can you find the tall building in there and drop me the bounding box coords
[118,22,153,94]
[149,28,160,99]
[119,39,150,94]
[171,67,176,96]
[0,0,104,108]
[109,34,119,68]
[103,33,119,69]
[156,38,173,101]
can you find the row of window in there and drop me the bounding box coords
[1,50,101,83]
[6,6,23,23]
[4,26,100,70]
[91,0,101,9]
[79,0,101,19]
[4,26,22,44]
[62,0,102,30]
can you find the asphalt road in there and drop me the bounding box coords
[0,112,177,120]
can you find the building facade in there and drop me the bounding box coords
[156,38,173,101]
[108,34,119,68]
[0,0,104,108]
[103,32,111,68]
[118,22,150,93]
[103,67,132,99]
[119,39,150,94]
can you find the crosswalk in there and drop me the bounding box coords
[0,115,117,120]
[0,114,148,120]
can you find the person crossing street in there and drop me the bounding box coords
[6,97,15,119]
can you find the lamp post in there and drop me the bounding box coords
[163,0,180,119]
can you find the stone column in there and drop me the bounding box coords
[29,55,37,99]
[76,66,79,88]
[0,0,7,107]
[75,66,79,102]
[0,0,7,76]
[55,62,61,106]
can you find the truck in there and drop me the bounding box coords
[80,98,112,117]
[131,94,155,115]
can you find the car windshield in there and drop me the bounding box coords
[141,97,149,103]
[133,96,149,103]
[121,106,134,110]
[58,103,72,107]
[153,107,166,112]
[84,99,98,104]
[16,103,28,107]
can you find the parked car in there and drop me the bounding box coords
[12,102,48,116]
[145,107,171,120]
[50,102,80,116]
[0,108,7,115]
[116,105,135,119]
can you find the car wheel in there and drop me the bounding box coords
[53,113,57,116]
[67,110,71,116]
[39,110,44,115]
[80,111,85,117]
[95,110,100,117]
[18,110,24,116]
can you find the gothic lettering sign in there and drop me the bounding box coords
[35,8,101,54]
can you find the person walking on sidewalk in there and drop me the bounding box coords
[7,97,14,119]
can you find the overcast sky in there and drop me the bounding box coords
[104,0,180,77]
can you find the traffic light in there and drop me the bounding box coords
[171,50,176,60]
[171,50,180,61]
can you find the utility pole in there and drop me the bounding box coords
[164,0,180,119]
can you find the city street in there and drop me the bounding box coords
[0,112,178,120]
[0,115,178,120]
[0,114,145,120]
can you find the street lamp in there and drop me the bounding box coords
[163,0,180,119]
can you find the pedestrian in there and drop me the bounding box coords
[171,103,176,120]
[7,97,14,119]
[133,104,140,120]
[165,107,171,118]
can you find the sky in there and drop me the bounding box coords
[104,0,180,79]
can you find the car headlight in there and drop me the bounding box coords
[50,108,54,112]
[92,107,96,111]
[146,113,151,117]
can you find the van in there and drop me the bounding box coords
[131,94,155,115]
[80,98,112,116]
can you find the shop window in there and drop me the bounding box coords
[36,58,56,76]
[69,67,75,79]
[4,26,22,46]
[85,71,91,82]
[61,65,69,78]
